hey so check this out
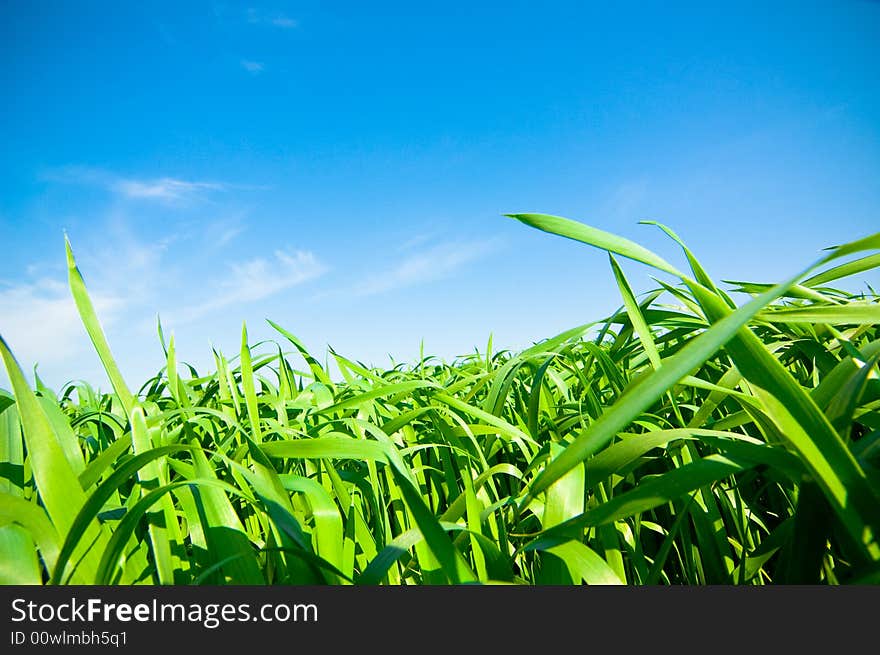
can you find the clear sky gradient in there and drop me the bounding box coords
[2,1,879,390]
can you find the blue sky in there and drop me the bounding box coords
[1,1,879,390]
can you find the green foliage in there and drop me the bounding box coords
[2,216,879,584]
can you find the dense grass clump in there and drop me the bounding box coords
[1,214,879,585]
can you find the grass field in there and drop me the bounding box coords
[2,213,879,585]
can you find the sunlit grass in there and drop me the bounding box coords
[1,214,879,585]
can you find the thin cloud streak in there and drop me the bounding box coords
[168,249,328,324]
[397,230,443,252]
[113,178,225,201]
[214,224,246,247]
[354,239,499,297]
[44,166,229,204]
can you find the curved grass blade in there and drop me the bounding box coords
[801,252,880,288]
[1,334,109,583]
[756,303,880,325]
[527,538,624,585]
[506,213,684,277]
[65,237,135,416]
[279,474,344,579]
[688,283,880,558]
[0,524,42,584]
[267,319,333,386]
[190,445,265,584]
[240,324,262,443]
[49,445,192,584]
[0,492,62,577]
[538,454,747,540]
[0,399,24,495]
[261,435,395,464]
[387,460,476,584]
[521,266,808,506]
[130,407,178,584]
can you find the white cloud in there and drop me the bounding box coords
[0,277,123,374]
[241,59,265,74]
[398,230,442,252]
[44,166,228,204]
[0,210,189,387]
[0,206,328,388]
[228,250,324,301]
[113,177,224,201]
[170,249,327,323]
[215,223,246,247]
[355,240,498,296]
[603,179,649,220]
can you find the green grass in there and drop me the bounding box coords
[2,214,879,585]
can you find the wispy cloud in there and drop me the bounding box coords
[0,209,325,386]
[170,249,327,323]
[213,222,246,248]
[83,214,178,297]
[114,178,225,201]
[0,211,194,387]
[44,166,229,204]
[240,59,265,74]
[0,277,123,374]
[247,8,298,28]
[354,240,498,297]
[603,179,649,220]
[398,230,443,252]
